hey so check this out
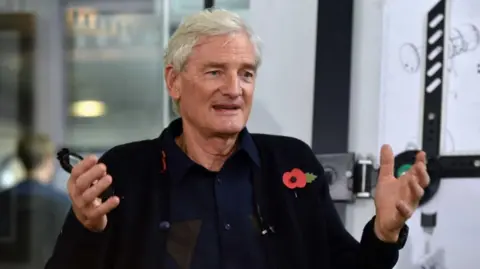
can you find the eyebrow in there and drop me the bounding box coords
[202,61,258,72]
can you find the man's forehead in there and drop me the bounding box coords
[188,33,256,66]
[190,33,255,59]
[195,32,250,47]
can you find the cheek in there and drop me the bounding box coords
[243,85,254,105]
[181,84,214,110]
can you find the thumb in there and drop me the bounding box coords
[378,144,395,180]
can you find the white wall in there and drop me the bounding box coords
[345,0,385,239]
[247,0,318,145]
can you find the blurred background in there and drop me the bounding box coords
[0,0,251,192]
[1,0,480,268]
[0,1,254,267]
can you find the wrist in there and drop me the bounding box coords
[374,218,400,243]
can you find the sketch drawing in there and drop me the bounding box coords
[402,128,454,155]
[442,128,456,153]
[399,43,421,73]
[399,23,480,75]
[448,23,480,58]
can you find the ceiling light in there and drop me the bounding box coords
[71,100,106,117]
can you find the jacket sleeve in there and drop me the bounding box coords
[44,149,120,269]
[306,149,401,269]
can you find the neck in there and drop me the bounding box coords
[179,122,238,171]
[28,169,51,184]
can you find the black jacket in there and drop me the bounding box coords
[46,133,401,269]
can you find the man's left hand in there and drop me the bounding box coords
[373,144,430,242]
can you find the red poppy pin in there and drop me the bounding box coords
[282,168,317,189]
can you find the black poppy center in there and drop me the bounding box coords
[290,176,297,183]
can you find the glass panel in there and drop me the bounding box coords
[213,0,250,20]
[0,13,33,190]
[64,3,166,148]
[0,12,42,266]
[214,0,249,10]
[0,30,22,189]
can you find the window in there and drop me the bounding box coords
[64,3,168,148]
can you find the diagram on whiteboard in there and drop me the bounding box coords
[399,23,480,76]
[380,0,480,156]
[380,0,480,269]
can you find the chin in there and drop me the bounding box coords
[212,118,246,135]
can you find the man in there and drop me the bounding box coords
[46,9,429,269]
[0,133,70,269]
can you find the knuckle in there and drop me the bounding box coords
[81,191,90,202]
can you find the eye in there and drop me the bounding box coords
[241,71,255,81]
[243,71,254,78]
[207,70,220,76]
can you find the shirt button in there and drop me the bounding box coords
[159,221,170,231]
[224,223,231,230]
[216,177,222,184]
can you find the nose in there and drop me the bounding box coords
[220,73,242,97]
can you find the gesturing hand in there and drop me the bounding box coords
[67,155,120,232]
[373,145,430,242]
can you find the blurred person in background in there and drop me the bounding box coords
[46,8,428,269]
[0,133,70,269]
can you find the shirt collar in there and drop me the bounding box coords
[160,118,260,182]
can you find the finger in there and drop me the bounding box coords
[379,144,395,179]
[75,164,107,193]
[71,155,98,180]
[396,200,414,219]
[408,177,425,202]
[415,151,427,165]
[84,196,120,220]
[414,162,430,188]
[81,175,112,204]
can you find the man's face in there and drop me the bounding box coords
[167,32,257,135]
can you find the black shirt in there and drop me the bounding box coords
[162,119,267,269]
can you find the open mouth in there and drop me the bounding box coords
[212,104,241,112]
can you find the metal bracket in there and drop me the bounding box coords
[353,156,378,199]
[316,153,379,202]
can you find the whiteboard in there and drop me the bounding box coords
[380,0,480,156]
[379,0,480,269]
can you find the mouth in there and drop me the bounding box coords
[212,104,241,113]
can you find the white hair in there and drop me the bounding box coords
[164,8,262,115]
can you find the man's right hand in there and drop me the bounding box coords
[67,155,120,232]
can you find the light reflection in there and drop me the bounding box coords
[70,100,106,118]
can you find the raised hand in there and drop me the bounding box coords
[373,144,430,242]
[67,155,120,232]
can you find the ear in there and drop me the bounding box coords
[164,64,181,101]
